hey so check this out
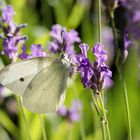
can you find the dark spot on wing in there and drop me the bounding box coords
[19,77,24,82]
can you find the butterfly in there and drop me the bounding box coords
[0,56,71,113]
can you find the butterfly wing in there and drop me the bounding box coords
[22,60,70,113]
[0,57,56,96]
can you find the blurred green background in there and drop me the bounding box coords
[0,0,140,140]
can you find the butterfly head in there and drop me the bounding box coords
[60,53,71,68]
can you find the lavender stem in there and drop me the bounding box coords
[110,9,132,140]
[118,68,132,140]
[17,96,32,140]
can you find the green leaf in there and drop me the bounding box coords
[66,3,84,29]
[0,126,10,140]
[29,115,42,140]
[53,2,68,25]
[0,110,19,139]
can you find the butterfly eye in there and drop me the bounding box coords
[19,77,24,82]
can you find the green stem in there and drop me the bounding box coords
[92,93,106,140]
[39,115,47,140]
[92,94,100,117]
[99,93,111,140]
[17,97,32,140]
[98,0,102,43]
[118,68,132,140]
[110,9,132,140]
[110,12,117,52]
[97,1,109,139]
[97,1,111,139]
[109,11,120,66]
[99,94,107,140]
[102,121,106,140]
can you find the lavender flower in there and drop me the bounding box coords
[2,5,15,24]
[57,100,82,122]
[76,43,112,92]
[124,34,133,50]
[49,24,81,57]
[0,5,27,61]
[119,0,140,43]
[18,44,47,60]
[120,34,133,64]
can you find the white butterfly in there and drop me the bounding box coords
[0,56,71,113]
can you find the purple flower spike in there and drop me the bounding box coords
[76,43,112,92]
[2,5,15,24]
[49,24,81,58]
[30,44,47,58]
[0,5,27,61]
[119,0,140,43]
[18,45,29,60]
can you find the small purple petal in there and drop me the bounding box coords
[57,106,67,117]
[79,43,89,58]
[124,34,133,49]
[50,24,64,43]
[63,29,81,45]
[92,43,107,64]
[69,100,82,122]
[2,5,15,24]
[18,45,29,60]
[132,10,140,22]
[104,76,113,89]
[48,42,59,53]
[30,44,47,58]
[2,39,18,60]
